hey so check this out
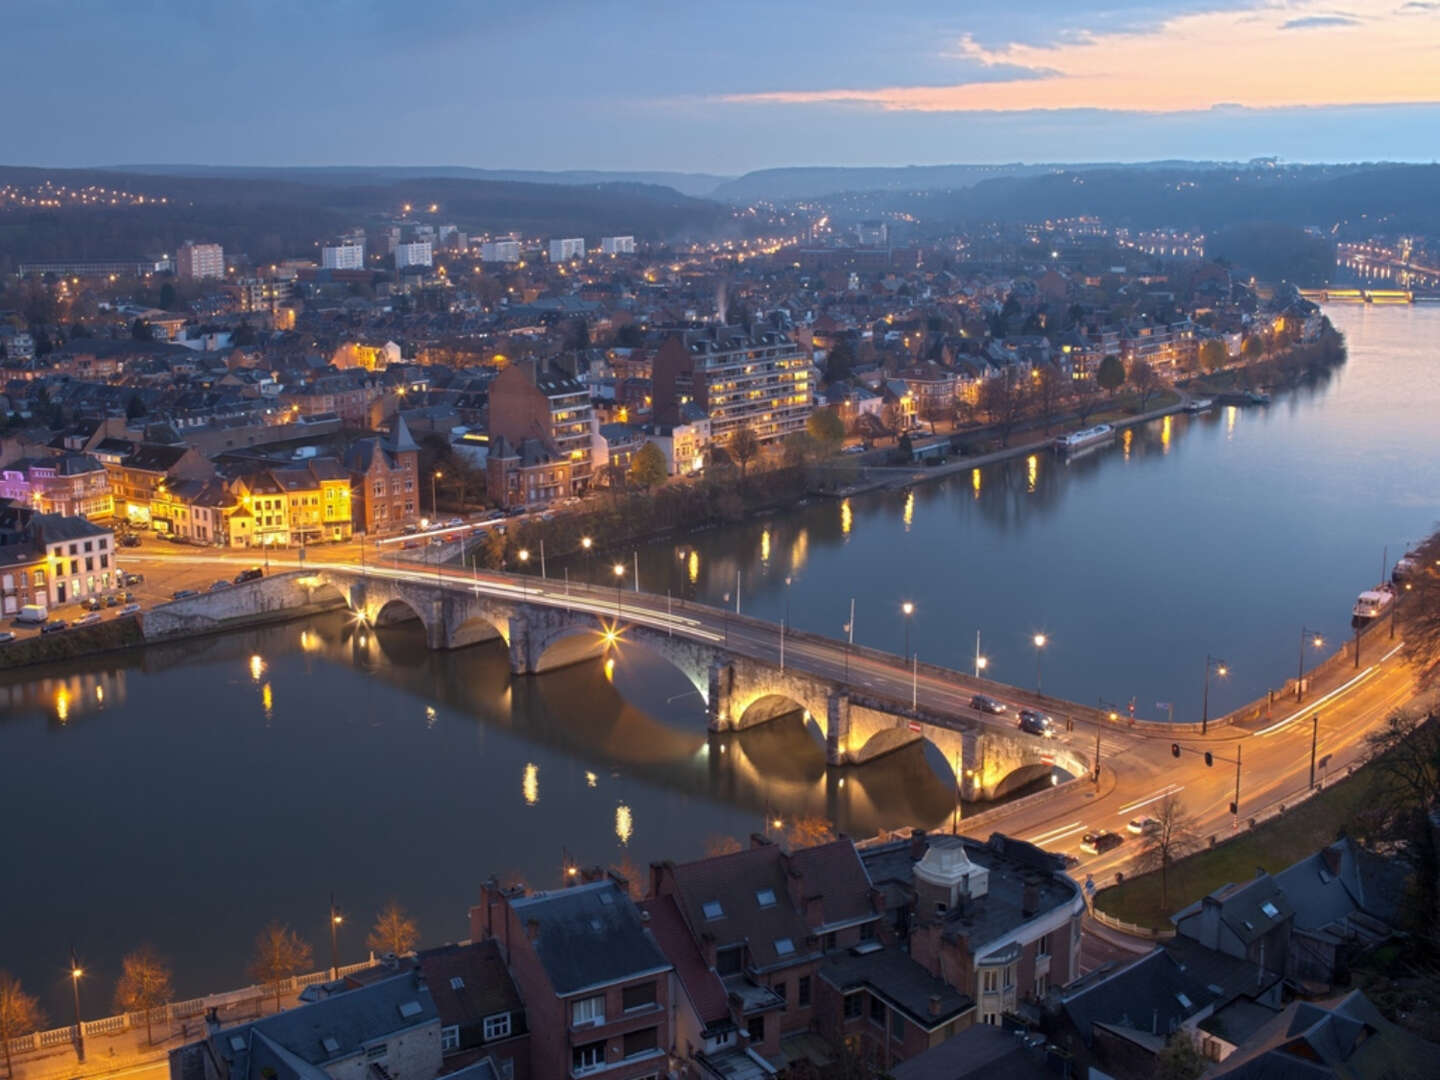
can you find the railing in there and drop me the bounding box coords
[4,957,378,1062]
[1089,908,1176,941]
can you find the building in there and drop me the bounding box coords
[322,239,366,270]
[599,236,635,256]
[394,241,433,269]
[34,514,118,608]
[647,408,710,476]
[417,942,530,1080]
[168,969,441,1080]
[472,878,673,1080]
[343,417,420,535]
[855,221,888,247]
[102,442,216,526]
[486,365,596,496]
[481,240,522,264]
[485,437,571,511]
[177,241,225,282]
[651,316,813,445]
[548,238,585,262]
[0,454,112,520]
[232,459,354,546]
[150,478,234,545]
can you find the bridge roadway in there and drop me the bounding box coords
[127,546,1423,873]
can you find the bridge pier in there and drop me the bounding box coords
[826,692,851,766]
[707,659,734,730]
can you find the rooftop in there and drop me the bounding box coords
[510,879,670,996]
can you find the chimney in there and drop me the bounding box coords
[928,994,942,1018]
[525,918,541,943]
[910,828,927,861]
[700,933,717,969]
[787,868,806,912]
[649,861,668,899]
[1022,884,1039,918]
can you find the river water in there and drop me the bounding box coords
[3,304,1437,1014]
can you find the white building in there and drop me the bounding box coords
[321,239,366,270]
[394,241,433,269]
[480,240,521,263]
[176,241,225,281]
[599,235,635,256]
[548,237,585,262]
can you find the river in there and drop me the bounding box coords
[2,304,1437,1015]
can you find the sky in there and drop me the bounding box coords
[5,0,1439,174]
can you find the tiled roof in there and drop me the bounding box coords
[417,940,524,1031]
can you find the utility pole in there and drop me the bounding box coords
[1094,725,1101,784]
[70,947,84,1063]
[1234,743,1243,828]
[329,893,342,979]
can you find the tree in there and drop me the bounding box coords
[1129,358,1160,410]
[367,901,419,958]
[1096,354,1126,394]
[628,442,668,489]
[1034,366,1063,432]
[125,393,147,421]
[782,431,816,469]
[978,370,1029,447]
[158,282,177,310]
[249,922,313,1013]
[131,318,151,341]
[1243,334,1265,361]
[824,340,855,384]
[114,946,173,1046]
[1134,795,1196,910]
[1199,339,1228,374]
[705,834,743,856]
[0,973,45,1079]
[785,816,836,851]
[805,406,845,451]
[729,425,759,479]
[1363,709,1440,946]
[1072,374,1101,425]
[1153,1031,1207,1080]
[1401,531,1440,691]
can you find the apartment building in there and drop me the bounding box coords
[487,365,596,496]
[651,316,812,445]
[549,238,585,262]
[177,241,225,281]
[322,238,366,270]
[599,236,635,256]
[0,454,112,519]
[394,241,433,269]
[34,514,118,608]
[101,441,215,526]
[481,240,522,263]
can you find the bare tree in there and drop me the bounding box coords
[1134,795,1197,910]
[0,973,45,1079]
[1034,366,1063,433]
[114,946,173,1046]
[1401,531,1440,690]
[249,922,313,1013]
[728,425,760,479]
[367,901,419,958]
[1363,710,1440,945]
[978,369,1029,447]
[1129,357,1161,410]
[1072,374,1101,425]
[785,816,837,851]
[705,834,743,856]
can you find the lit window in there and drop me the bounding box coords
[773,938,795,957]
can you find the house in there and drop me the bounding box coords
[417,942,529,1080]
[32,513,119,608]
[485,437,570,511]
[104,442,215,527]
[168,969,441,1080]
[1171,871,1294,976]
[343,417,420,535]
[487,365,596,495]
[0,454,113,520]
[888,1022,1057,1080]
[472,878,673,1080]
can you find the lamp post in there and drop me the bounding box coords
[518,548,530,600]
[1309,713,1322,790]
[1202,654,1229,734]
[780,576,791,671]
[70,949,84,1062]
[431,470,442,517]
[1297,627,1324,702]
[329,893,343,979]
[1032,633,1047,694]
[974,629,987,680]
[581,535,593,582]
[613,562,625,620]
[901,601,916,709]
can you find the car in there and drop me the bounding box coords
[105,594,120,607]
[970,694,1008,714]
[401,524,420,535]
[119,534,141,547]
[124,572,144,586]
[81,596,103,612]
[74,612,102,627]
[842,444,866,455]
[1018,709,1055,737]
[0,631,15,645]
[445,517,464,528]
[117,603,142,617]
[171,589,198,600]
[1127,816,1160,836]
[233,567,264,584]
[209,580,230,592]
[1080,831,1124,856]
[120,591,135,602]
[40,619,68,634]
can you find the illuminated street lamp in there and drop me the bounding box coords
[1297,627,1324,702]
[329,893,343,979]
[780,576,792,671]
[518,548,530,600]
[1202,654,1229,734]
[613,562,625,620]
[581,535,593,580]
[431,470,443,516]
[901,601,916,708]
[1032,633,1048,694]
[70,949,85,1062]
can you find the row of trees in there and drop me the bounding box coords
[0,902,419,1075]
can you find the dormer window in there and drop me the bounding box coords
[755,889,777,908]
[702,900,724,920]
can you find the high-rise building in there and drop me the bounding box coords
[548,237,585,262]
[394,240,433,269]
[599,235,635,255]
[652,314,813,445]
[321,238,366,270]
[480,240,521,263]
[176,241,225,281]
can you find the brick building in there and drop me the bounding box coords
[343,417,420,535]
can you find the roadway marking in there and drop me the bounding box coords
[1028,821,1086,845]
[1255,666,1382,736]
[1116,783,1184,815]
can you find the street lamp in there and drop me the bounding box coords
[1202,654,1229,734]
[518,548,530,600]
[431,470,443,516]
[581,535,593,581]
[329,893,343,979]
[901,601,916,709]
[1032,633,1048,694]
[781,576,792,671]
[613,562,625,620]
[1297,627,1324,702]
[70,949,84,1062]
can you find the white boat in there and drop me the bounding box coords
[1183,397,1213,413]
[1054,424,1115,453]
[1352,585,1394,621]
[1391,554,1419,584]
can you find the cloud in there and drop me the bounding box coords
[1280,14,1361,27]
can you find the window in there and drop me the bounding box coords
[870,995,886,1025]
[982,970,998,994]
[983,1012,999,1026]
[773,938,795,957]
[572,995,605,1027]
[747,1016,765,1042]
[623,1027,658,1058]
[702,900,724,920]
[1034,974,1048,998]
[859,921,876,941]
[499,1060,514,1080]
[450,976,465,990]
[84,541,92,553]
[891,1010,905,1041]
[85,556,94,572]
[1260,901,1280,919]
[773,980,787,1006]
[483,1013,511,1040]
[716,945,744,975]
[755,889,777,908]
[797,976,811,1008]
[843,993,864,1020]
[365,1044,388,1060]
[440,1025,460,1052]
[573,1041,605,1074]
[622,982,656,1012]
[1037,933,1051,958]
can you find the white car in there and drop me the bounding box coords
[1127,816,1159,836]
[73,612,102,627]
[117,603,142,617]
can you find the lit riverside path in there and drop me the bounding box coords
[123,543,1425,874]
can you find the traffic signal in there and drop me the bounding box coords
[1171,743,1181,758]
[1204,751,1214,767]
[1229,801,1238,814]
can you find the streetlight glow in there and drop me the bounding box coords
[581,536,592,550]
[518,549,530,563]
[1033,633,1047,649]
[613,563,625,577]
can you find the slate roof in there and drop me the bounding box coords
[124,443,193,473]
[510,879,670,996]
[32,513,111,543]
[890,1023,1052,1080]
[1172,871,1294,947]
[417,940,525,1033]
[639,894,733,1035]
[1271,838,1406,933]
[819,947,972,1030]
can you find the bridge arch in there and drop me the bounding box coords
[524,611,712,705]
[735,693,821,735]
[373,597,427,628]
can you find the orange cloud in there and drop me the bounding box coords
[722,1,1440,113]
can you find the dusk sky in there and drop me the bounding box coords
[9,0,1440,173]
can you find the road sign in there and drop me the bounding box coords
[1085,875,1095,895]
[1041,754,1055,765]
[908,720,923,733]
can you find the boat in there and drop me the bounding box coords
[1391,553,1420,585]
[1352,585,1395,622]
[1183,397,1214,413]
[1053,424,1115,453]
[1246,390,1272,405]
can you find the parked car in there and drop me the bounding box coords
[117,603,142,617]
[209,580,230,592]
[120,591,135,603]
[14,604,48,626]
[970,694,1008,714]
[1080,831,1124,855]
[233,567,264,584]
[401,524,420,535]
[842,444,866,455]
[119,534,141,547]
[1126,816,1160,836]
[445,517,464,528]
[124,572,144,586]
[0,631,15,645]
[73,612,102,627]
[105,594,120,607]
[81,596,103,612]
[1018,709,1055,737]
[171,589,198,600]
[40,619,68,634]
